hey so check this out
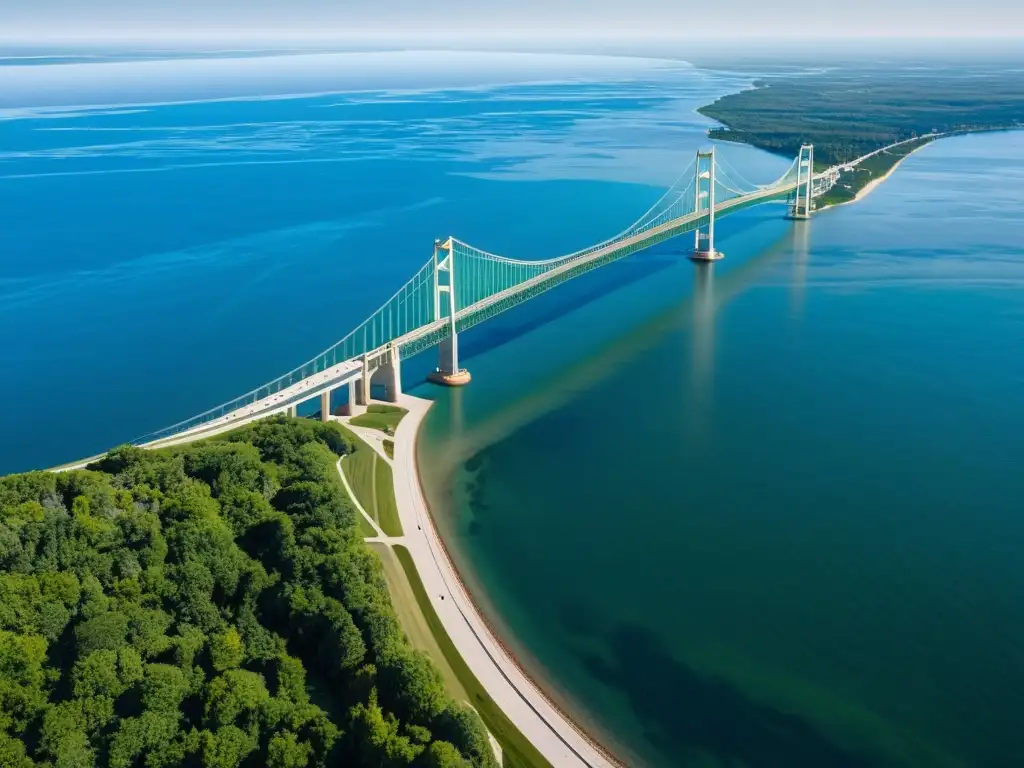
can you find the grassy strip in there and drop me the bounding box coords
[393,545,551,768]
[356,510,378,538]
[342,445,378,524]
[383,439,395,459]
[340,431,403,537]
[351,404,408,434]
[373,456,402,537]
[368,543,470,703]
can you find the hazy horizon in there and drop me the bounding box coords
[3,0,1023,43]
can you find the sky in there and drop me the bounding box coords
[3,0,1023,43]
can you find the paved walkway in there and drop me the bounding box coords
[390,393,619,768]
[339,437,501,764]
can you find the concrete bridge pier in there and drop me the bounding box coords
[369,347,403,403]
[320,390,332,422]
[356,357,372,407]
[346,381,365,417]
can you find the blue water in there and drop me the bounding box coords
[0,49,769,471]
[418,130,1024,767]
[5,48,1024,768]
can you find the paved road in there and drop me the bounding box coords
[390,394,620,768]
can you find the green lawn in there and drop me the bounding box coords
[350,404,408,434]
[383,439,395,459]
[341,434,403,537]
[373,456,402,537]
[369,543,469,703]
[342,446,376,519]
[356,510,378,538]
[393,546,552,768]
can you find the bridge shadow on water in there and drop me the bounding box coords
[401,243,680,386]
[415,215,801,477]
[459,250,680,362]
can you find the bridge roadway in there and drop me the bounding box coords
[57,359,364,469]
[106,177,800,454]
[392,178,800,355]
[62,135,934,458]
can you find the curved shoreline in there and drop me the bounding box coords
[391,393,626,768]
[819,139,936,212]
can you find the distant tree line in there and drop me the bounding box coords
[0,417,497,768]
[698,69,1024,167]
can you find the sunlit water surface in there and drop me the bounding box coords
[418,130,1024,768]
[2,48,1023,768]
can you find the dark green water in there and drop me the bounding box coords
[416,132,1024,768]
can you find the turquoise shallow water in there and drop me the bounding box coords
[4,48,1024,768]
[418,131,1024,767]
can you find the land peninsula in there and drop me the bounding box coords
[0,417,509,768]
[697,65,1024,207]
[2,403,617,768]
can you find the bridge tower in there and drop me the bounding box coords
[691,148,723,261]
[428,237,472,387]
[788,144,815,219]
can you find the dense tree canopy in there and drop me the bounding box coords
[697,67,1024,166]
[0,417,497,768]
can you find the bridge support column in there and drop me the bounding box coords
[691,147,723,262]
[788,144,815,219]
[438,334,460,378]
[320,390,332,422]
[428,237,472,387]
[369,346,403,403]
[356,357,371,407]
[286,404,297,418]
[346,382,365,417]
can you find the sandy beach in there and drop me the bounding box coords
[822,139,936,211]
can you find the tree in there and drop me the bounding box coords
[199,725,258,768]
[431,704,498,768]
[420,741,472,768]
[0,629,50,733]
[378,649,447,725]
[210,627,245,672]
[0,572,75,641]
[0,732,35,768]
[72,650,126,699]
[50,730,95,768]
[205,669,271,730]
[74,611,130,655]
[40,700,89,760]
[348,689,423,766]
[107,711,180,768]
[267,731,314,768]
[142,663,189,712]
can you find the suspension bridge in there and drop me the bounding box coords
[138,144,835,448]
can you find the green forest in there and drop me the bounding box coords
[698,66,1024,167]
[0,417,497,768]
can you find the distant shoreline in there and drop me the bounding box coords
[818,139,937,212]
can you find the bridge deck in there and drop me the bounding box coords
[141,359,363,448]
[391,180,797,355]
[136,179,800,447]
